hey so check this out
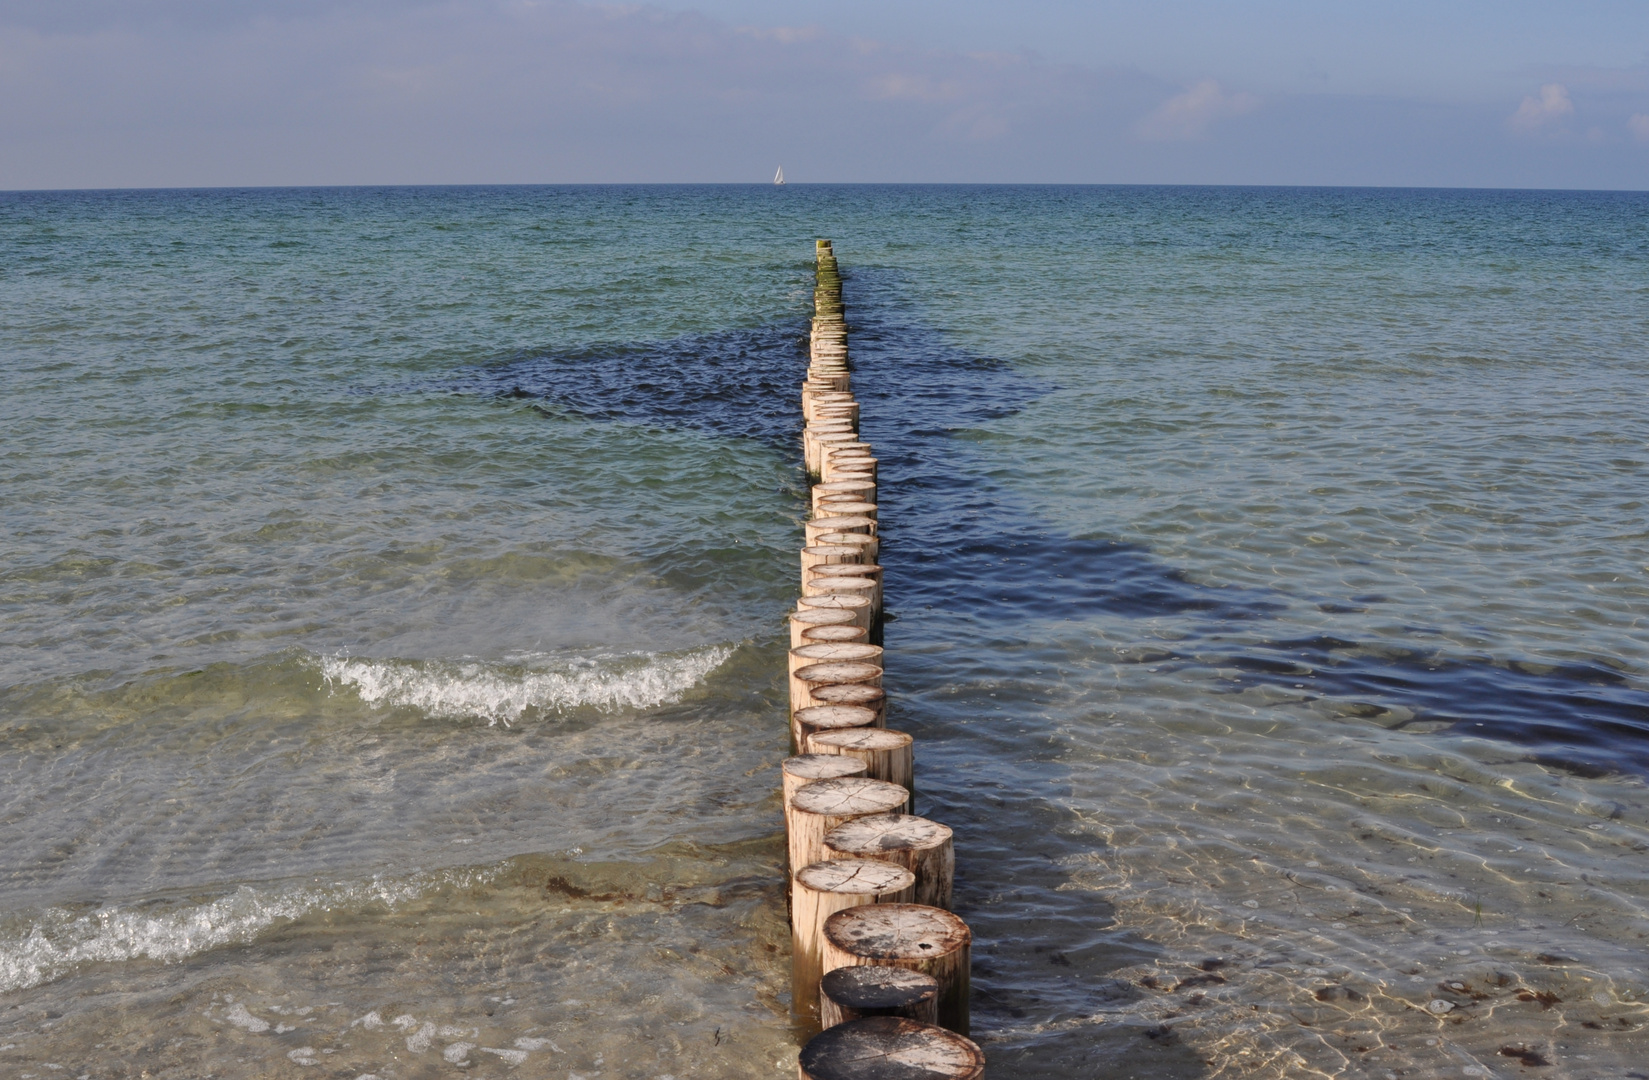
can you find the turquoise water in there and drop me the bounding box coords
[2,185,1647,1077]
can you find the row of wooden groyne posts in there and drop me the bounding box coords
[781,240,986,1080]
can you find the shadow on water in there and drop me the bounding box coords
[453,326,813,449]
[836,264,1649,780]
[450,266,1649,1072]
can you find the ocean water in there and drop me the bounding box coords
[2,184,1647,1079]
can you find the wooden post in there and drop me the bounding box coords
[820,905,971,1035]
[788,777,911,875]
[811,480,877,513]
[804,517,876,547]
[802,576,879,614]
[790,606,861,648]
[805,564,882,613]
[791,660,883,713]
[815,498,876,521]
[800,623,869,647]
[812,531,879,564]
[801,544,867,577]
[810,682,885,725]
[821,813,953,911]
[797,593,874,633]
[823,453,876,484]
[798,1017,983,1080]
[792,860,915,1026]
[782,754,869,821]
[819,967,938,1029]
[789,643,883,715]
[806,728,913,798]
[793,703,880,751]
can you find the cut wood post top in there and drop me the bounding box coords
[784,754,870,784]
[793,661,883,686]
[809,728,913,755]
[791,642,884,664]
[791,606,860,627]
[806,563,881,578]
[791,776,910,817]
[807,515,876,533]
[811,683,885,709]
[823,904,970,960]
[795,858,915,896]
[798,1018,984,1080]
[811,532,875,548]
[797,592,872,610]
[815,500,876,517]
[814,479,876,495]
[801,624,869,644]
[803,577,878,599]
[801,544,866,560]
[823,813,951,854]
[794,704,880,731]
[821,965,938,1012]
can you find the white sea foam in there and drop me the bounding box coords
[0,867,497,994]
[317,646,733,725]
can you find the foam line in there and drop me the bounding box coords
[0,867,497,994]
[318,645,732,725]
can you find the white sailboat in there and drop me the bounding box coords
[774,166,786,186]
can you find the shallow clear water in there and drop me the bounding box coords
[2,185,1647,1078]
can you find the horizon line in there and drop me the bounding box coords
[5,181,1648,196]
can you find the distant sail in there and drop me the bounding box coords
[775,166,785,186]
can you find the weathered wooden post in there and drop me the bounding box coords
[792,860,915,1027]
[820,905,972,1035]
[821,813,954,910]
[805,727,913,794]
[787,777,911,874]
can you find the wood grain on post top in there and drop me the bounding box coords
[806,727,914,799]
[802,577,878,611]
[792,661,883,712]
[787,777,911,877]
[789,606,859,648]
[791,859,915,1027]
[822,813,954,911]
[809,682,885,724]
[793,703,880,752]
[816,499,877,521]
[806,563,881,583]
[782,754,868,822]
[796,593,873,632]
[788,643,882,714]
[800,624,869,647]
[820,904,972,1036]
[798,1017,984,1080]
[812,532,878,563]
[801,543,865,573]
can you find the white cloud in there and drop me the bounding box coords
[1137,79,1259,141]
[1630,114,1649,142]
[1508,83,1573,131]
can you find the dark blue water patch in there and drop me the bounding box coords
[1211,639,1649,777]
[842,263,1649,776]
[448,324,812,448]
[847,265,1289,627]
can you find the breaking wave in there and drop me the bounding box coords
[0,866,500,994]
[317,645,733,725]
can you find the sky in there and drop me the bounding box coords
[1,0,1647,189]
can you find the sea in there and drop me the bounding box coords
[2,184,1647,1079]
